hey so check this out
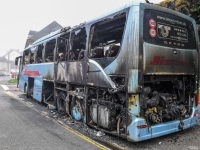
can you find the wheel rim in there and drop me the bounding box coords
[71,106,81,121]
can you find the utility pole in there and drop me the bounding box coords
[7,49,11,74]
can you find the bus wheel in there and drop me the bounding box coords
[57,91,66,115]
[71,97,82,121]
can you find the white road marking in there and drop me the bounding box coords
[1,85,9,91]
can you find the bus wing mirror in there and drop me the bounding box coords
[15,56,22,66]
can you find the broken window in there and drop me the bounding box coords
[29,51,35,64]
[23,49,30,65]
[89,12,126,58]
[29,46,36,64]
[36,44,44,63]
[57,33,69,61]
[69,27,86,60]
[45,39,56,62]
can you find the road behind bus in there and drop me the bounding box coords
[2,80,200,150]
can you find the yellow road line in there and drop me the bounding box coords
[4,91,109,150]
[56,120,108,150]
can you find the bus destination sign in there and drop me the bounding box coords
[143,9,196,49]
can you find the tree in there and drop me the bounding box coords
[175,0,191,15]
[158,0,200,35]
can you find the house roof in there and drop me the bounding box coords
[28,21,63,42]
[28,30,38,36]
[0,56,9,62]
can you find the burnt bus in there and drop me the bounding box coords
[15,2,199,142]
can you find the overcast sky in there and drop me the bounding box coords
[0,0,162,56]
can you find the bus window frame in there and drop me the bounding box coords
[22,49,30,65]
[56,35,69,62]
[30,46,37,64]
[44,39,56,62]
[35,44,44,63]
[88,12,126,59]
[69,27,87,61]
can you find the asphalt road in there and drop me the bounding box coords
[0,86,100,150]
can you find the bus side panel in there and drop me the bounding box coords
[67,61,87,85]
[33,77,43,102]
[19,75,28,93]
[19,63,54,101]
[86,59,113,88]
[55,62,67,81]
[24,63,54,80]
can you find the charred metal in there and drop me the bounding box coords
[143,75,195,124]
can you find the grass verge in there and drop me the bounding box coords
[8,79,17,84]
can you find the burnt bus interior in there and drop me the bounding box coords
[43,81,54,105]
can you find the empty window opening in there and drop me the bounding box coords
[36,44,44,63]
[45,39,56,62]
[29,51,35,64]
[70,28,86,60]
[23,49,30,65]
[89,12,126,58]
[57,34,69,61]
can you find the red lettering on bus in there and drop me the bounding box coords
[150,56,189,68]
[23,69,41,77]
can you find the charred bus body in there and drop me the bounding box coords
[15,3,199,142]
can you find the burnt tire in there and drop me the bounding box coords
[57,91,66,115]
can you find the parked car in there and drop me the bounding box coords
[0,71,10,76]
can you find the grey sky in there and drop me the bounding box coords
[0,0,162,56]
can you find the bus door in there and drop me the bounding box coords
[15,56,22,87]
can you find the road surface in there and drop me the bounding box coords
[0,84,102,150]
